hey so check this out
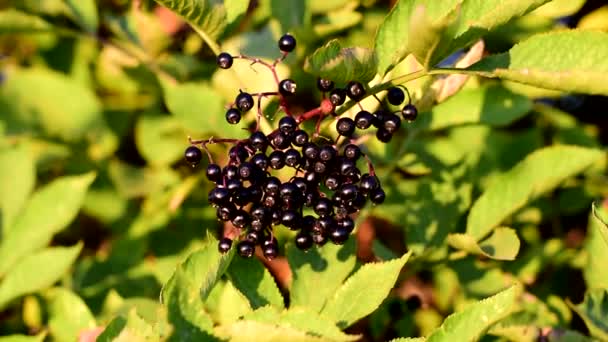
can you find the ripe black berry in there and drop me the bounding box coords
[232,210,250,228]
[229,145,249,163]
[376,128,393,143]
[303,143,320,160]
[346,81,366,101]
[370,188,386,204]
[269,150,285,169]
[401,104,418,121]
[238,162,256,180]
[336,117,356,137]
[250,131,269,151]
[263,243,279,260]
[329,88,347,106]
[271,132,292,150]
[329,225,350,244]
[279,79,297,96]
[314,197,334,217]
[206,163,222,182]
[317,78,334,92]
[355,110,374,129]
[324,174,340,191]
[281,209,301,229]
[319,145,337,162]
[295,231,313,250]
[343,144,361,160]
[237,240,255,258]
[217,204,236,221]
[293,130,308,146]
[278,33,296,52]
[223,165,239,180]
[185,146,203,166]
[208,187,230,206]
[279,116,297,134]
[339,217,355,233]
[264,177,281,195]
[218,237,233,253]
[387,87,405,105]
[225,108,241,124]
[235,92,254,112]
[217,52,233,69]
[284,148,301,167]
[383,113,401,134]
[360,174,379,193]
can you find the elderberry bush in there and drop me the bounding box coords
[185,34,419,259]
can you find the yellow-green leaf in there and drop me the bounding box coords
[448,227,521,260]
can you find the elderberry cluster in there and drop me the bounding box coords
[184,33,418,259]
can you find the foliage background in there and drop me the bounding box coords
[0,0,607,341]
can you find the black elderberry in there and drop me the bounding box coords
[238,162,256,180]
[237,240,255,258]
[339,159,357,176]
[252,153,269,170]
[232,210,250,228]
[223,165,239,180]
[346,81,366,101]
[339,183,358,201]
[279,79,297,96]
[205,163,222,182]
[376,128,393,143]
[354,110,374,130]
[401,104,418,121]
[229,145,249,163]
[249,186,263,202]
[373,110,390,128]
[271,209,282,225]
[281,209,301,229]
[313,161,328,174]
[263,242,279,260]
[339,216,355,233]
[250,131,269,151]
[292,177,308,193]
[383,113,401,134]
[304,191,318,207]
[264,195,279,208]
[246,230,262,244]
[278,33,296,52]
[293,130,309,146]
[360,174,379,193]
[370,188,386,204]
[295,231,313,250]
[264,177,281,195]
[225,108,241,124]
[336,117,356,137]
[329,225,350,244]
[312,231,328,246]
[208,187,230,205]
[350,193,367,211]
[329,88,347,106]
[284,148,301,167]
[225,179,242,193]
[319,145,337,162]
[184,146,203,166]
[218,237,233,253]
[317,78,334,92]
[216,52,233,69]
[251,205,269,221]
[251,218,265,231]
[279,116,297,134]
[315,216,337,233]
[387,87,405,105]
[216,203,236,221]
[235,92,254,112]
[279,182,298,198]
[324,174,341,191]
[271,132,292,150]
[269,150,285,169]
[314,197,334,217]
[343,144,361,160]
[302,143,320,160]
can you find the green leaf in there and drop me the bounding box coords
[270,0,308,32]
[0,9,53,33]
[135,113,188,166]
[570,289,608,341]
[48,288,96,342]
[465,31,608,95]
[591,202,608,249]
[0,334,46,342]
[584,205,608,289]
[407,4,458,70]
[0,68,104,142]
[427,284,523,342]
[374,0,460,74]
[0,144,35,231]
[287,239,356,313]
[97,309,162,342]
[448,227,520,260]
[532,0,586,18]
[215,320,328,342]
[227,257,284,310]
[161,81,244,137]
[153,0,226,42]
[161,236,235,340]
[244,306,360,342]
[466,146,603,240]
[64,0,98,33]
[0,172,95,276]
[0,243,82,310]
[304,39,377,83]
[321,252,412,328]
[411,85,532,131]
[389,338,426,342]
